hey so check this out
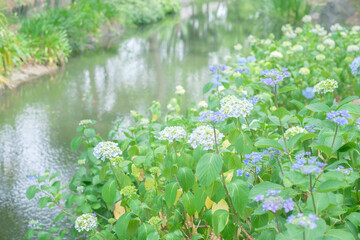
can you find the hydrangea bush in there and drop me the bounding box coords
[26,19,360,240]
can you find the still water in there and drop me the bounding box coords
[0,1,283,238]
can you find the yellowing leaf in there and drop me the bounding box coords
[145,178,156,191]
[222,139,231,149]
[174,188,183,205]
[205,197,214,209]
[113,201,126,220]
[212,199,229,214]
[225,170,233,183]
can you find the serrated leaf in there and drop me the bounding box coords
[196,153,223,187]
[306,103,330,113]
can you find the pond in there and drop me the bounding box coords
[0,0,297,238]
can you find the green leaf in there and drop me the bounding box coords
[137,224,155,240]
[317,180,347,192]
[25,229,35,240]
[287,133,306,151]
[273,107,291,119]
[70,136,83,151]
[255,138,284,152]
[114,212,139,239]
[203,82,213,94]
[99,165,108,182]
[196,153,223,187]
[212,210,229,235]
[194,188,207,213]
[182,192,196,216]
[102,179,118,205]
[26,185,40,200]
[165,182,178,207]
[338,142,357,153]
[235,132,253,154]
[38,232,51,240]
[249,182,283,199]
[278,86,297,94]
[324,229,355,240]
[39,197,52,209]
[177,167,195,192]
[84,128,96,138]
[346,212,360,227]
[337,96,358,108]
[338,103,360,115]
[290,99,305,110]
[227,179,249,215]
[312,145,333,156]
[306,103,330,113]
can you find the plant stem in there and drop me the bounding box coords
[276,157,284,176]
[275,212,281,233]
[331,124,338,149]
[303,231,306,240]
[254,165,257,185]
[213,126,219,154]
[274,86,279,109]
[110,163,122,189]
[309,174,316,214]
[279,117,293,164]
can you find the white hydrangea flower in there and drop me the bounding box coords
[175,85,185,95]
[167,104,175,111]
[340,31,347,37]
[93,141,122,161]
[292,45,303,51]
[220,95,253,118]
[234,44,242,51]
[281,24,293,33]
[310,25,327,36]
[248,35,257,45]
[316,44,325,51]
[282,41,292,47]
[285,31,297,38]
[323,39,335,48]
[188,125,224,150]
[347,45,359,52]
[313,79,338,94]
[284,126,308,139]
[79,119,93,126]
[299,67,310,75]
[270,51,283,58]
[351,26,360,31]
[157,126,186,142]
[75,214,97,232]
[295,27,303,34]
[198,101,208,108]
[330,23,343,32]
[316,54,326,61]
[302,15,312,23]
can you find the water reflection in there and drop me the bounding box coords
[0,1,286,238]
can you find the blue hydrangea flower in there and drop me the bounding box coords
[334,165,354,175]
[287,213,319,229]
[238,57,247,66]
[292,152,326,175]
[263,147,280,158]
[234,67,250,74]
[326,110,351,125]
[209,64,227,74]
[237,169,244,176]
[211,74,229,88]
[244,152,263,164]
[260,68,291,86]
[255,190,294,213]
[199,111,228,124]
[350,57,360,76]
[305,124,317,133]
[93,141,122,161]
[247,56,256,63]
[302,87,315,99]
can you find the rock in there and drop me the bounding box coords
[319,0,355,29]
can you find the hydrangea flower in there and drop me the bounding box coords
[75,214,97,232]
[77,186,84,194]
[270,51,283,58]
[255,190,294,213]
[199,111,228,124]
[237,166,261,179]
[282,41,292,47]
[188,125,224,150]
[211,74,229,88]
[323,39,335,48]
[243,152,263,164]
[299,67,310,76]
[260,68,290,86]
[292,45,303,51]
[175,85,185,95]
[234,44,242,51]
[350,57,360,76]
[79,119,94,126]
[93,141,122,161]
[334,165,353,175]
[156,126,186,142]
[326,110,351,125]
[284,126,308,139]
[120,185,137,197]
[302,87,315,99]
[316,54,325,61]
[313,79,338,93]
[302,15,312,23]
[316,44,325,51]
[262,147,281,158]
[148,216,162,226]
[209,64,227,74]
[310,25,327,36]
[330,23,343,32]
[292,152,326,175]
[198,101,208,108]
[28,220,40,229]
[220,95,253,118]
[304,124,317,133]
[347,45,359,53]
[287,213,319,229]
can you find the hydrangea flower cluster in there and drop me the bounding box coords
[28,220,40,229]
[157,126,186,142]
[310,25,327,36]
[120,185,137,197]
[238,56,256,65]
[334,165,354,175]
[292,45,303,51]
[284,126,308,139]
[93,141,122,161]
[243,152,263,164]
[188,125,224,150]
[255,190,294,213]
[350,57,360,76]
[260,68,290,86]
[299,67,310,76]
[316,54,325,61]
[323,39,335,48]
[75,213,97,232]
[313,79,338,93]
[220,95,253,118]
[292,152,326,175]
[347,45,359,53]
[326,110,351,125]
[304,124,317,133]
[262,147,281,158]
[211,74,229,88]
[237,166,261,179]
[302,87,315,99]
[79,119,94,126]
[330,23,343,32]
[270,51,283,58]
[175,85,185,95]
[287,213,319,229]
[199,111,228,124]
[302,15,312,23]
[198,101,208,108]
[209,64,227,74]
[281,24,297,38]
